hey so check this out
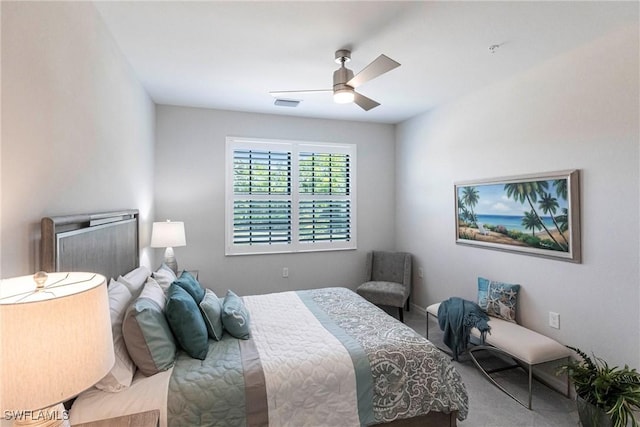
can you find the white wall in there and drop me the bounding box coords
[155,106,396,296]
[1,2,156,276]
[396,24,639,368]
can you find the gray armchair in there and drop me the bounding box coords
[356,251,412,322]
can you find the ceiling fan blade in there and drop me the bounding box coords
[353,92,380,111]
[347,54,400,88]
[269,89,332,97]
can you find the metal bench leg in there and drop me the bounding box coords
[528,363,533,410]
[469,346,533,410]
[469,346,572,411]
[426,314,430,339]
[565,356,571,398]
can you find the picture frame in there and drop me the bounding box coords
[455,169,581,263]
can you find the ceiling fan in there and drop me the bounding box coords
[269,49,401,111]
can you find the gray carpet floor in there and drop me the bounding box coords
[401,309,581,427]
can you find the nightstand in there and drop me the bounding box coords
[73,410,159,427]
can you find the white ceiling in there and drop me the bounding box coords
[93,1,636,124]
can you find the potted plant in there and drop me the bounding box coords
[558,346,640,427]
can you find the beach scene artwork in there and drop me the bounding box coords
[455,170,580,262]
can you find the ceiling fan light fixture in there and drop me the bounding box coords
[270,49,400,111]
[334,88,354,104]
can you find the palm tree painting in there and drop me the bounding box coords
[455,170,581,262]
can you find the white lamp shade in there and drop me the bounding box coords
[150,221,186,248]
[334,88,355,104]
[0,273,114,412]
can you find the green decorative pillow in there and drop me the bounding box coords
[477,277,520,323]
[173,271,205,304]
[122,280,176,376]
[199,289,223,341]
[222,290,251,340]
[165,284,209,359]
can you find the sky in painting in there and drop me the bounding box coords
[459,180,568,216]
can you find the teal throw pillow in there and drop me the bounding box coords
[173,271,205,303]
[199,288,223,341]
[165,284,209,359]
[477,277,520,323]
[222,290,251,340]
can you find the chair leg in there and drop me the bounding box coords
[426,314,430,339]
[398,307,404,323]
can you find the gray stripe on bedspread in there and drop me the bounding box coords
[297,290,376,427]
[303,287,469,423]
[239,337,268,427]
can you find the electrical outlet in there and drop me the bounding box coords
[282,267,289,278]
[418,268,424,278]
[549,311,560,329]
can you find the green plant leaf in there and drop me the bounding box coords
[558,346,640,427]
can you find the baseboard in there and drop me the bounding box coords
[410,302,426,316]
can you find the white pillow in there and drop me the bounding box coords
[94,279,136,392]
[152,264,177,293]
[139,277,166,309]
[118,266,151,296]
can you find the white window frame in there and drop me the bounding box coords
[225,136,357,255]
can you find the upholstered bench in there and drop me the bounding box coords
[426,302,571,409]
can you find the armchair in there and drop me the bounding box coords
[356,251,412,322]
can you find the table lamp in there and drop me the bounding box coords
[0,272,114,427]
[150,220,186,274]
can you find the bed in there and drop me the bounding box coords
[41,210,468,427]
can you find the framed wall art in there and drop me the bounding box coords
[455,169,581,262]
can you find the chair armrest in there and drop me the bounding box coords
[365,251,373,281]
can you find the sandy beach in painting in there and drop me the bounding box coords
[459,226,569,247]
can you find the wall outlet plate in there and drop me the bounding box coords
[549,311,560,329]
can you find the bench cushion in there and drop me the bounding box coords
[427,303,571,365]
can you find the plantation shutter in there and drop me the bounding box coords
[298,152,351,243]
[226,137,356,255]
[232,149,292,245]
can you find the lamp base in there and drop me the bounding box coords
[164,247,178,275]
[13,403,70,427]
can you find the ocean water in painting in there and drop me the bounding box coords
[475,214,556,234]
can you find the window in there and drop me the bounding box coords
[226,137,356,255]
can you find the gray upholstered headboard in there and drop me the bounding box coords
[41,210,139,281]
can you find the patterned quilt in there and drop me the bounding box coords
[167,288,468,426]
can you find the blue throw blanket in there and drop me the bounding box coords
[437,297,490,360]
